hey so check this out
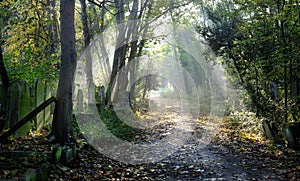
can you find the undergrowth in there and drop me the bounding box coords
[228,110,264,136]
[99,108,139,141]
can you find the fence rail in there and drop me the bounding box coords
[0,96,56,142]
[0,79,57,139]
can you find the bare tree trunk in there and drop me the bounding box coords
[0,45,9,87]
[107,0,151,105]
[0,40,9,131]
[105,0,126,105]
[80,0,93,82]
[255,67,259,116]
[52,0,76,144]
[46,0,59,56]
[297,60,300,105]
[117,0,139,93]
[277,1,288,124]
[91,4,111,83]
[0,4,10,131]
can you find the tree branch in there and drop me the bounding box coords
[87,0,102,8]
[141,1,193,30]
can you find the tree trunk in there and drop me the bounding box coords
[297,58,300,105]
[255,67,259,116]
[0,40,9,131]
[105,0,126,105]
[52,0,76,144]
[117,0,139,92]
[0,45,9,87]
[277,0,288,124]
[46,0,59,56]
[80,0,93,82]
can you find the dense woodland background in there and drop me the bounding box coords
[0,0,299,180]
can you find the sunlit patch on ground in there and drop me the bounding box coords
[0,116,299,180]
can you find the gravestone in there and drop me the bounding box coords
[24,168,36,181]
[87,82,96,113]
[96,86,105,112]
[6,82,21,129]
[0,80,57,140]
[283,123,300,149]
[100,86,105,104]
[44,80,52,124]
[35,79,46,131]
[0,84,7,131]
[0,85,5,109]
[95,86,101,104]
[16,81,33,137]
[77,89,84,113]
[263,120,275,141]
[50,82,57,115]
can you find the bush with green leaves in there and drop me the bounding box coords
[228,110,264,137]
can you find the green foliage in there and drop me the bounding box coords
[100,109,139,141]
[130,75,161,112]
[1,0,59,82]
[228,110,264,137]
[198,0,300,129]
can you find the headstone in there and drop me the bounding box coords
[52,143,76,165]
[270,81,279,102]
[77,89,84,113]
[0,84,7,131]
[37,163,48,181]
[263,120,275,141]
[24,169,36,181]
[50,81,58,115]
[6,82,21,129]
[96,86,105,112]
[44,80,52,124]
[87,82,96,113]
[95,86,101,104]
[52,143,62,164]
[284,126,296,149]
[35,79,46,131]
[16,81,33,137]
[61,144,76,164]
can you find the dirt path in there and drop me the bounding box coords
[148,134,283,181]
[137,113,285,181]
[1,112,299,180]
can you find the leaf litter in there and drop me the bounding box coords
[0,114,299,180]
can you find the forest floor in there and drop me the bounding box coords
[0,112,300,180]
